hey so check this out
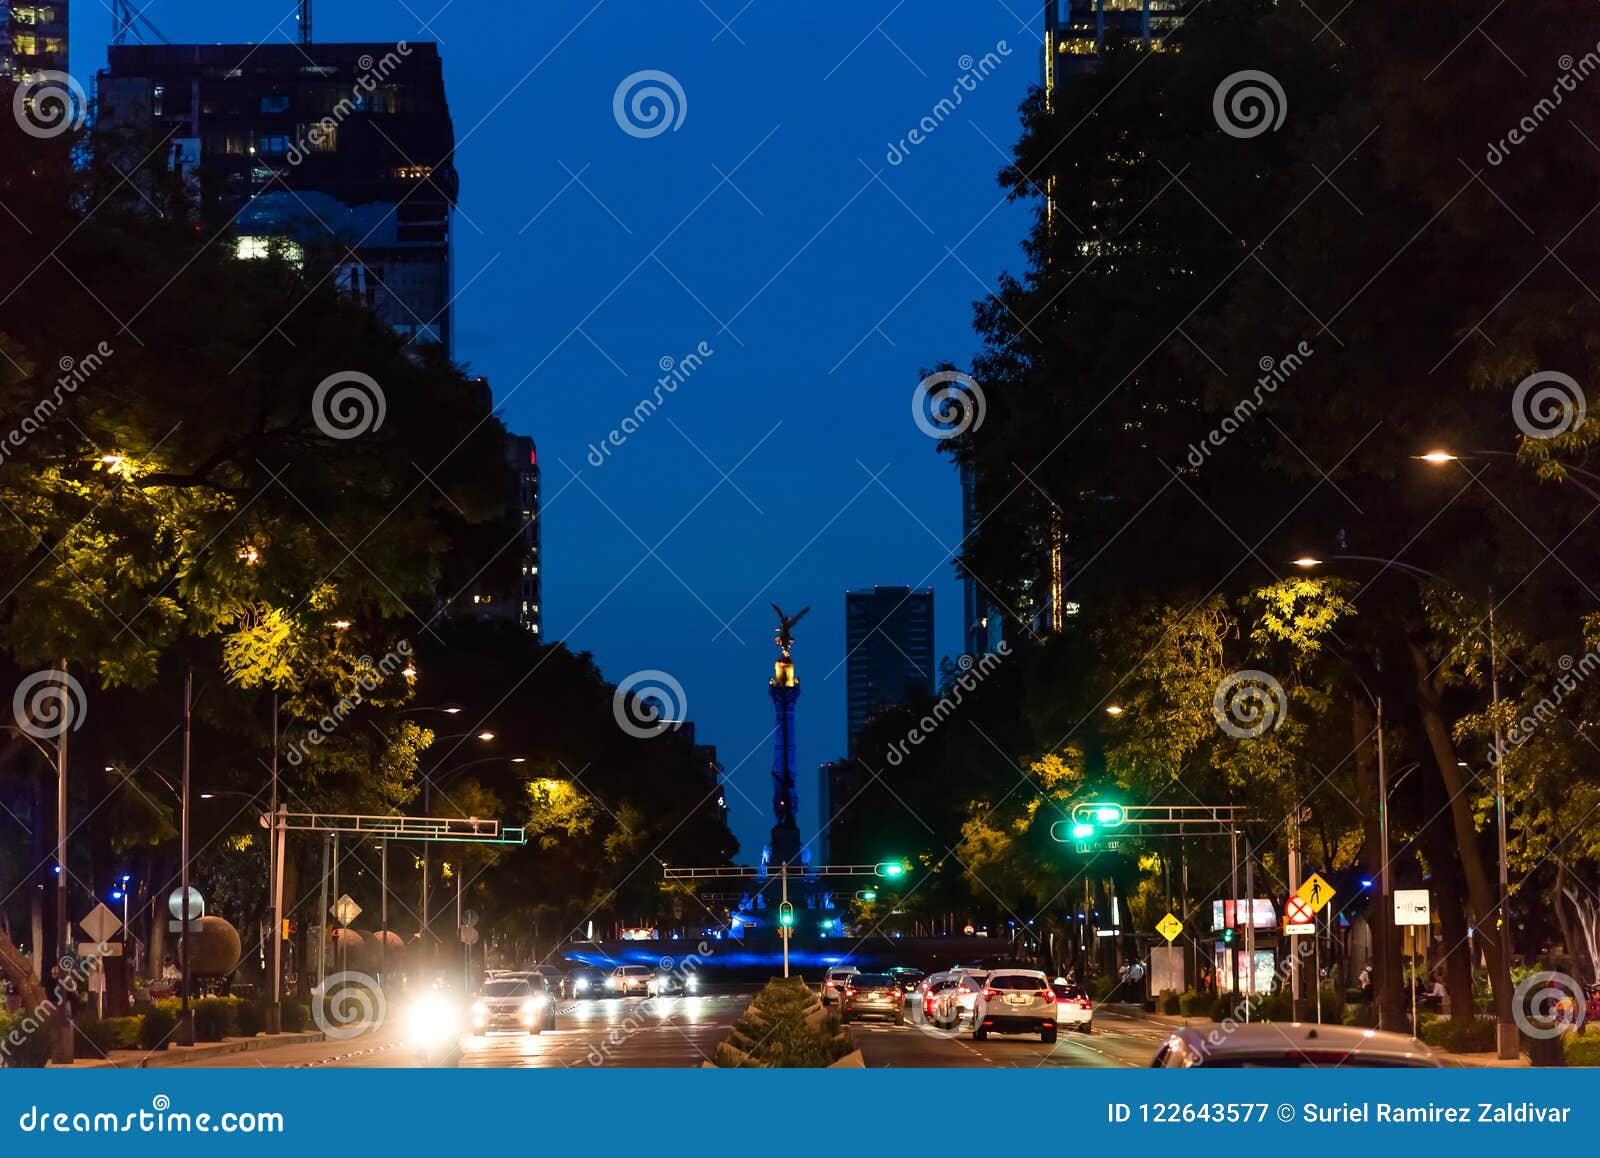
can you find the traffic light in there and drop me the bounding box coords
[874,861,907,879]
[1070,822,1095,840]
[1222,927,1234,944]
[856,889,878,902]
[778,902,795,928]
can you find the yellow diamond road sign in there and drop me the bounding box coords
[1296,872,1336,914]
[1156,913,1183,943]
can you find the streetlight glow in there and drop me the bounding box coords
[1418,450,1458,463]
[1292,557,1323,568]
[1105,704,1124,716]
[476,731,496,742]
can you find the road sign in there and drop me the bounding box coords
[77,941,122,957]
[458,925,479,945]
[1295,872,1336,914]
[462,908,479,929]
[1284,894,1314,935]
[79,902,122,943]
[167,886,204,922]
[330,894,361,926]
[1155,912,1184,943]
[1394,889,1431,926]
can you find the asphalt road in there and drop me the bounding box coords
[193,991,1172,1069]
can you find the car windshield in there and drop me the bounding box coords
[619,967,648,975]
[988,974,1043,990]
[1052,983,1085,999]
[829,970,856,980]
[481,981,531,997]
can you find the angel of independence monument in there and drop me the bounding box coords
[662,605,914,975]
[766,603,808,867]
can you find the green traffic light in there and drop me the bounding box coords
[778,902,795,927]
[875,861,907,879]
[1070,822,1095,840]
[859,889,877,902]
[1222,927,1234,943]
[1093,804,1125,825]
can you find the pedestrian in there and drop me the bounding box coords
[1358,962,1373,1002]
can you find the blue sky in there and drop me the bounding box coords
[72,1,1036,859]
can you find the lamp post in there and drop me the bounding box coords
[1293,551,1518,1057]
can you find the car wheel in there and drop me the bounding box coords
[893,1010,903,1026]
[1042,1027,1057,1044]
[1080,1022,1092,1034]
[972,1025,987,1041]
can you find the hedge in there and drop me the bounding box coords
[713,977,854,1067]
[1420,1014,1498,1053]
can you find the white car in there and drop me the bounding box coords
[819,966,859,1009]
[920,967,990,1028]
[1051,978,1094,1032]
[1150,1024,1443,1068]
[972,968,1057,1043]
[607,965,652,996]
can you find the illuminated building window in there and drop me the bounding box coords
[392,165,433,180]
[233,236,305,263]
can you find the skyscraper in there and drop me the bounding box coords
[845,586,935,754]
[456,425,542,637]
[2,3,69,87]
[97,41,459,353]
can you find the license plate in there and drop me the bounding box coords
[1005,994,1029,1005]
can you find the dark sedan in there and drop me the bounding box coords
[840,972,904,1024]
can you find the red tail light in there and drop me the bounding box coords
[981,987,998,1001]
[1079,1000,1093,1009]
[1039,990,1055,1003]
[844,987,856,997]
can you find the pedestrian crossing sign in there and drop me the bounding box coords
[1296,872,1336,913]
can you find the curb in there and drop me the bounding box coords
[65,1031,328,1069]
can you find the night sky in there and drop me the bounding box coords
[70,2,1034,859]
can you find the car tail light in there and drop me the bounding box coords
[1039,990,1055,1003]
[824,980,835,989]
[981,987,998,1001]
[844,987,856,997]
[1079,999,1093,1009]
[958,983,972,994]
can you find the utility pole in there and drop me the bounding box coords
[299,0,312,46]
[1288,811,1302,1019]
[268,691,281,1032]
[780,862,789,979]
[176,670,195,1046]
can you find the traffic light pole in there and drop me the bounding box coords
[780,862,789,979]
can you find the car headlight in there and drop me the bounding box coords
[685,975,698,991]
[407,996,458,1046]
[608,976,619,988]
[575,978,589,991]
[471,1001,487,1017]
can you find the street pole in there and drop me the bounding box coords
[317,834,330,990]
[1243,837,1254,1022]
[49,658,71,1064]
[1228,828,1239,997]
[1288,812,1302,1019]
[781,861,789,979]
[332,831,342,977]
[268,692,281,1032]
[1376,696,1392,1032]
[380,839,389,984]
[1488,598,1517,1059]
[456,855,464,991]
[177,669,194,1046]
[420,781,431,966]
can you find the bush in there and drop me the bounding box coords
[136,1003,176,1052]
[192,996,239,1042]
[1564,1033,1600,1067]
[1341,1004,1379,1028]
[1178,990,1209,1017]
[714,977,854,1067]
[234,998,264,1038]
[0,1009,54,1068]
[1420,1015,1498,1053]
[281,1001,310,1032]
[73,1013,118,1058]
[1253,992,1294,1022]
[1159,989,1182,1014]
[1209,993,1237,1022]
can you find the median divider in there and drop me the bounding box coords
[708,976,859,1068]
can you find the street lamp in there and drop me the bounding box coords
[1293,551,1517,1057]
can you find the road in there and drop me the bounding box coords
[192,990,1171,1069]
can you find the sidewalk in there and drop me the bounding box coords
[58,1030,328,1069]
[1104,1004,1529,1067]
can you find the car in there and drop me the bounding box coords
[607,964,653,996]
[524,964,569,997]
[1150,1024,1443,1068]
[819,965,859,1009]
[841,972,904,1024]
[567,966,606,998]
[470,977,554,1035]
[948,968,990,1026]
[920,974,962,1028]
[1051,979,1094,1032]
[648,966,701,997]
[887,966,925,1000]
[971,968,1057,1042]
